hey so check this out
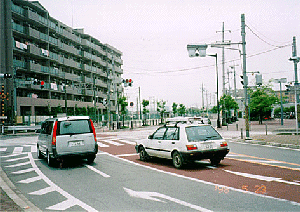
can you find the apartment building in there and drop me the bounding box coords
[0,0,123,123]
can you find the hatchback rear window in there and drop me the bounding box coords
[185,126,222,141]
[57,120,92,135]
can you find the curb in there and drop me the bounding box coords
[233,139,300,150]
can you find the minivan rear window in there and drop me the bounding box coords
[57,120,92,135]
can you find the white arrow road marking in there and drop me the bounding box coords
[124,187,213,212]
[85,165,110,178]
[225,170,300,186]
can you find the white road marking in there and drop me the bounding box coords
[97,142,109,147]
[5,161,31,167]
[101,139,124,146]
[13,147,23,154]
[12,167,36,174]
[29,187,56,195]
[224,170,300,186]
[18,176,42,184]
[102,152,300,207]
[0,153,23,158]
[124,187,213,212]
[117,153,138,157]
[85,165,110,178]
[5,156,29,162]
[115,139,136,145]
[26,153,98,211]
[0,148,7,151]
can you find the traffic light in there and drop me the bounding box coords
[41,81,45,89]
[0,73,12,79]
[123,79,133,87]
[240,75,248,86]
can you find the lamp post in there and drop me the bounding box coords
[187,44,221,128]
[274,78,287,125]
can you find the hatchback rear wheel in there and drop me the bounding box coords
[139,147,148,161]
[172,152,184,169]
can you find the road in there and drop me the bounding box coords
[0,127,300,211]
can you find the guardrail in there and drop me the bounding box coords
[2,125,41,134]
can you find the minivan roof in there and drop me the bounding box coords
[45,116,90,122]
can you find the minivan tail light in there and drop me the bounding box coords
[52,121,58,146]
[186,144,197,151]
[89,119,97,142]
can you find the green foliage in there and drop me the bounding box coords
[172,102,178,116]
[178,104,186,116]
[157,100,166,123]
[249,86,279,124]
[220,95,239,114]
[118,96,128,115]
[142,100,150,115]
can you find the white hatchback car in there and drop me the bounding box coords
[37,116,98,166]
[135,122,229,169]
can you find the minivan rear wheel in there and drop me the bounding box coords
[37,145,43,159]
[47,151,56,167]
[87,154,96,164]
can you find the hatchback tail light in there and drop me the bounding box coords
[52,121,58,146]
[89,119,97,142]
[220,142,228,147]
[186,144,197,151]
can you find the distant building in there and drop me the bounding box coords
[0,0,123,123]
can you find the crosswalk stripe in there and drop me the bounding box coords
[97,142,109,147]
[101,139,124,146]
[115,139,136,145]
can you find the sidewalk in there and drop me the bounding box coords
[217,118,300,147]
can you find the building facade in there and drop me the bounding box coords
[0,0,123,124]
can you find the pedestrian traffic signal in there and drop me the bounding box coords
[240,75,248,86]
[128,79,132,86]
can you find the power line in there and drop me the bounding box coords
[124,44,292,75]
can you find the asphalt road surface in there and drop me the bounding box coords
[0,127,300,211]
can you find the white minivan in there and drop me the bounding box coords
[37,116,98,166]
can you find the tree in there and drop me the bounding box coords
[249,86,279,124]
[157,100,166,124]
[172,102,178,116]
[142,99,150,125]
[178,104,186,116]
[219,94,239,123]
[118,96,128,127]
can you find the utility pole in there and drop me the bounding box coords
[241,14,249,138]
[201,83,205,111]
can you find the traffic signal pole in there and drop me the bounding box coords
[241,14,250,138]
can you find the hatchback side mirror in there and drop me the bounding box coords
[148,135,153,139]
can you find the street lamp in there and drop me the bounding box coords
[186,44,221,128]
[274,78,287,125]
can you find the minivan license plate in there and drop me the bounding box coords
[69,141,84,147]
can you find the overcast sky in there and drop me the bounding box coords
[37,0,300,108]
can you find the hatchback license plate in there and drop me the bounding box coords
[69,141,84,147]
[203,144,213,149]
